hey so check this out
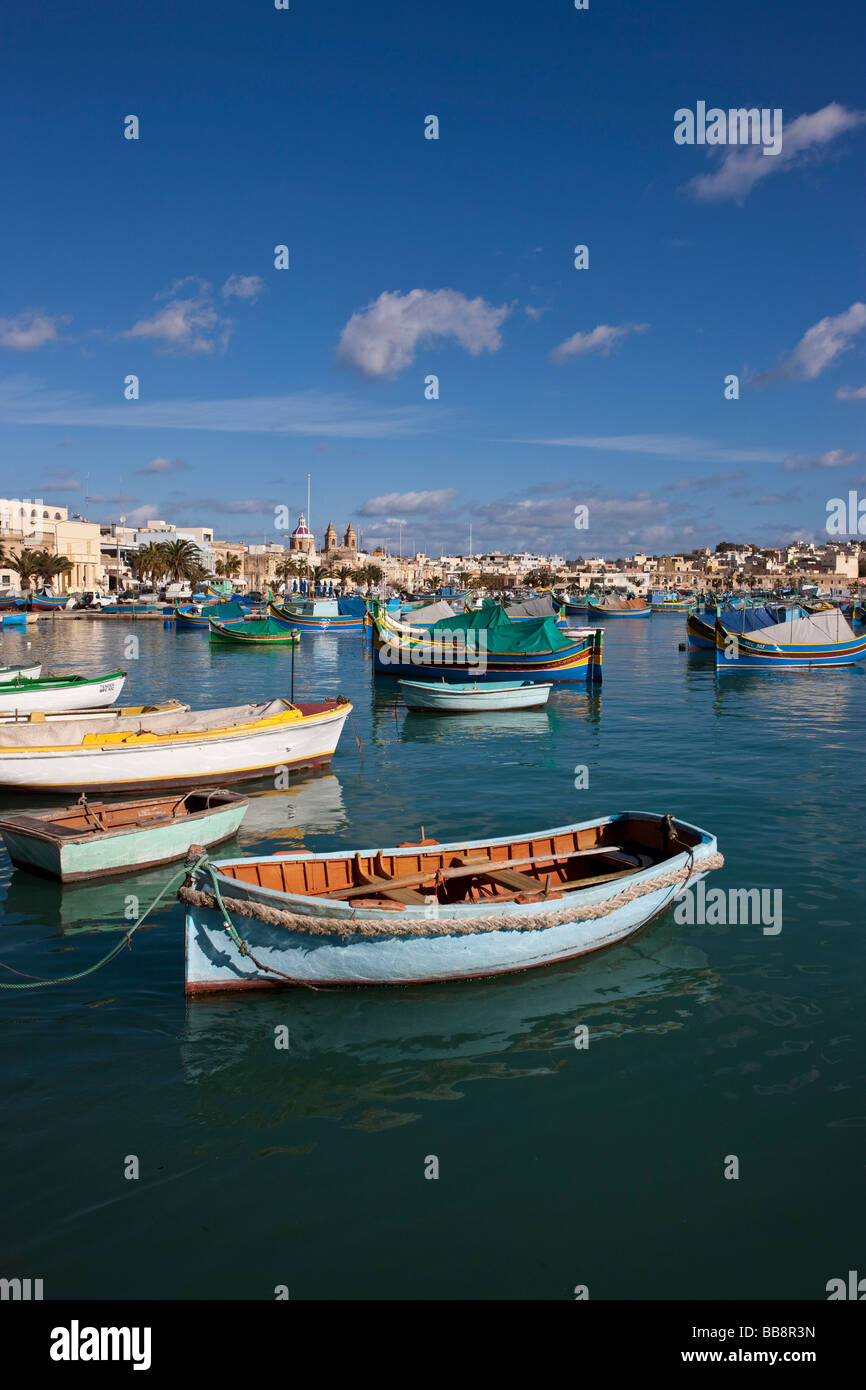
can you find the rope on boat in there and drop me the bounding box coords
[0,855,208,991]
[200,861,321,990]
[178,851,725,940]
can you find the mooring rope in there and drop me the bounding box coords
[0,854,209,991]
[178,851,724,940]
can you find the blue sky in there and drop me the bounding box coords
[1,0,864,557]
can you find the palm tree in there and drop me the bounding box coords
[221,552,242,581]
[7,549,44,592]
[41,554,73,592]
[131,543,167,589]
[214,559,226,578]
[274,556,298,592]
[337,565,353,592]
[160,539,201,583]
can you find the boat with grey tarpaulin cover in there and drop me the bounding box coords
[180,811,723,992]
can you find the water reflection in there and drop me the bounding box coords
[180,918,716,1126]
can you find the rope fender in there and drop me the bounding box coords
[178,851,724,939]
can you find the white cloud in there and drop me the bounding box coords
[337,289,509,378]
[136,456,191,474]
[222,274,265,302]
[360,488,459,516]
[783,448,860,472]
[511,432,788,464]
[0,376,428,438]
[524,305,550,320]
[550,322,648,364]
[754,302,866,385]
[0,312,66,351]
[123,289,231,354]
[687,102,866,204]
[836,383,866,400]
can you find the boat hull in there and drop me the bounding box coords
[0,701,350,792]
[270,603,363,631]
[0,801,248,882]
[183,814,719,991]
[399,680,552,711]
[0,664,42,683]
[0,672,125,714]
[715,621,866,669]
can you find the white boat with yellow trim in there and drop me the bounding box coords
[0,696,352,793]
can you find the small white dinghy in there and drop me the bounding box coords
[0,670,126,715]
[0,664,42,683]
[399,679,552,712]
[180,812,723,992]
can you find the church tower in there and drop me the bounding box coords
[343,522,357,553]
[324,521,338,554]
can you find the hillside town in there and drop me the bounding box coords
[0,498,863,599]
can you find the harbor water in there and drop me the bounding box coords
[0,615,861,1299]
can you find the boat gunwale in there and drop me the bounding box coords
[201,813,716,923]
[0,789,248,847]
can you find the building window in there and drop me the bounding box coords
[54,512,61,520]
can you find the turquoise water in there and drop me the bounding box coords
[0,615,862,1299]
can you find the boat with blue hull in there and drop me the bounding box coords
[270,596,365,631]
[688,602,806,650]
[715,609,866,670]
[399,679,552,711]
[179,812,723,991]
[369,603,602,682]
[175,600,247,631]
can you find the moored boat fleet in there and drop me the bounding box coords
[1,576,863,994]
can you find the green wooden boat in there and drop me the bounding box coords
[208,617,300,645]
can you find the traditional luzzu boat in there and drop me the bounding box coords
[209,617,300,645]
[715,609,866,670]
[0,789,249,882]
[174,600,247,631]
[399,679,553,711]
[584,595,650,619]
[650,592,696,613]
[179,811,723,992]
[0,596,27,612]
[687,602,805,651]
[269,596,365,631]
[29,592,70,611]
[0,669,125,715]
[0,696,352,793]
[369,599,603,683]
[0,663,42,683]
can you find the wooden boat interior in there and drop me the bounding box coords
[218,817,702,909]
[9,789,244,839]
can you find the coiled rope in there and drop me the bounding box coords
[178,851,724,940]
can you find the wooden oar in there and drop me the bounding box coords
[326,845,628,901]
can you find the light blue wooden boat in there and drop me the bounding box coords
[399,679,552,711]
[180,812,723,991]
[0,788,249,882]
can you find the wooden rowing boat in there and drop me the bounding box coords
[399,679,552,711]
[0,696,352,792]
[0,789,249,882]
[209,617,300,645]
[180,811,722,991]
[0,670,125,714]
